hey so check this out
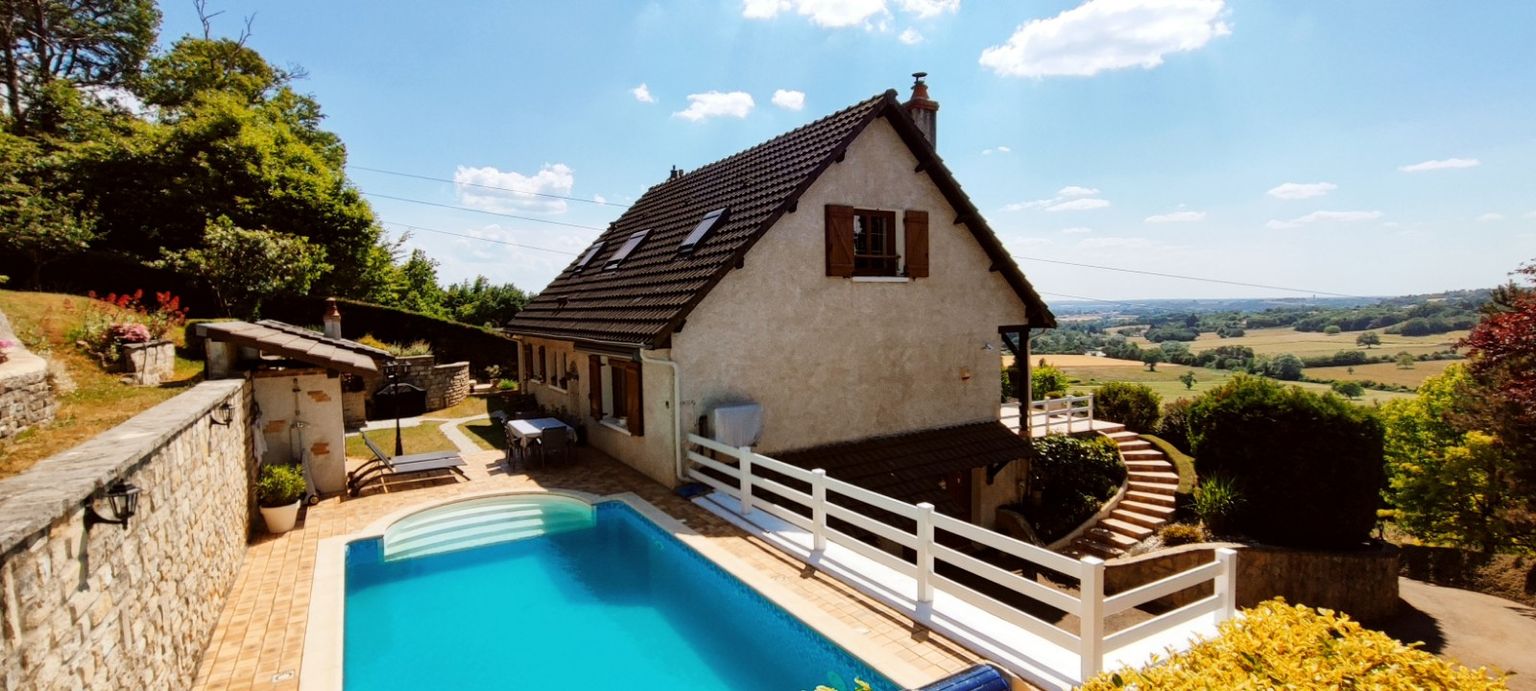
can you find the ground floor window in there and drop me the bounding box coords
[591,355,644,436]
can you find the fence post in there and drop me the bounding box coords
[738,446,754,515]
[1078,556,1105,682]
[915,502,936,604]
[1215,547,1239,619]
[811,469,828,552]
[1087,394,1095,431]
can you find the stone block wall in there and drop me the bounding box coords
[1104,541,1400,624]
[0,310,57,443]
[393,355,470,412]
[118,341,176,386]
[0,379,252,689]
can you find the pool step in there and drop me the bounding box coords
[383,495,595,561]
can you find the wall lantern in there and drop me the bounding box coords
[210,401,236,426]
[85,481,142,530]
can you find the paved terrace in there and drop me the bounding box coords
[191,442,986,690]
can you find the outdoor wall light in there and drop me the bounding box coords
[210,401,236,426]
[84,481,142,530]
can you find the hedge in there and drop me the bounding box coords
[262,295,520,374]
[1094,382,1161,433]
[1188,375,1384,548]
[1081,599,1505,690]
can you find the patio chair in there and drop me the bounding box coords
[532,426,574,467]
[347,432,468,496]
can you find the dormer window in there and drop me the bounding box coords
[605,230,649,270]
[679,208,728,255]
[574,242,602,272]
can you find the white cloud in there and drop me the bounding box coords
[1057,185,1100,197]
[898,0,959,18]
[1078,236,1152,249]
[674,91,756,121]
[771,89,806,110]
[1476,212,1505,222]
[1048,197,1111,212]
[1265,210,1382,230]
[454,163,574,214]
[899,27,925,44]
[981,145,1012,155]
[593,194,608,204]
[631,83,656,103]
[1144,210,1206,223]
[1002,199,1056,212]
[1525,211,1536,220]
[1060,227,1093,234]
[1267,181,1336,200]
[979,0,1230,78]
[1398,158,1480,173]
[743,0,888,27]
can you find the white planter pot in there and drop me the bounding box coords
[260,500,302,533]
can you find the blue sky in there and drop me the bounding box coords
[159,1,1536,302]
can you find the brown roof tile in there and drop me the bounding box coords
[507,89,1053,348]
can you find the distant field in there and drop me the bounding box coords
[1124,326,1466,358]
[1306,359,1456,388]
[1037,355,1412,406]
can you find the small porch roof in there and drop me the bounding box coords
[196,320,390,376]
[773,421,1033,518]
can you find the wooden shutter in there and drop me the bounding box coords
[538,346,546,379]
[904,209,929,278]
[825,204,855,277]
[588,355,603,419]
[522,344,533,381]
[623,362,645,436]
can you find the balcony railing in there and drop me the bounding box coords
[684,432,1236,689]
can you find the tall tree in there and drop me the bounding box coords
[0,0,159,130]
[153,216,329,316]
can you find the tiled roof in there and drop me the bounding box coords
[506,89,1054,348]
[774,421,1033,518]
[197,320,390,376]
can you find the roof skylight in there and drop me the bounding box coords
[573,242,602,272]
[678,208,728,255]
[605,230,649,270]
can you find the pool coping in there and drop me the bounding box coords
[299,487,934,690]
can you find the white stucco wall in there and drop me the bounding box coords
[671,117,1030,455]
[252,369,346,494]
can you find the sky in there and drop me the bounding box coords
[158,0,1536,304]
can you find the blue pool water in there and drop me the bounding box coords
[344,500,899,691]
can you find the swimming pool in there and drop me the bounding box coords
[341,495,900,691]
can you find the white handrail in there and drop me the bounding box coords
[1024,394,1096,435]
[681,432,1235,684]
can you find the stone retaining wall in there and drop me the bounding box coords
[394,355,470,412]
[0,310,57,443]
[1104,541,1400,623]
[0,379,252,689]
[118,340,176,386]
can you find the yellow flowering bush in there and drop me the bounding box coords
[1081,599,1505,690]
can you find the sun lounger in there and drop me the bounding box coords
[348,432,468,496]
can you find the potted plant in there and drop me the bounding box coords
[257,464,307,533]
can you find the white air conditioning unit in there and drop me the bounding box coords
[710,403,763,448]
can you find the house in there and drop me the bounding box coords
[505,76,1055,527]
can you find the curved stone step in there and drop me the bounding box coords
[1072,538,1122,559]
[1126,489,1177,507]
[1129,470,1180,483]
[1129,480,1180,495]
[1101,517,1154,540]
[1085,527,1139,549]
[1121,500,1176,517]
[1111,508,1166,530]
[1116,439,1153,451]
[1121,449,1167,459]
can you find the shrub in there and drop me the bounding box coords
[1158,522,1207,546]
[1024,435,1126,542]
[1331,380,1365,399]
[358,334,434,357]
[1189,375,1384,548]
[1094,382,1161,432]
[1031,363,1069,398]
[109,322,151,343]
[1081,599,1505,690]
[256,464,307,507]
[1155,398,1195,454]
[1192,476,1243,535]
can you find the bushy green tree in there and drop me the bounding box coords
[1030,363,1069,399]
[1189,375,1384,548]
[1263,353,1305,381]
[0,0,160,131]
[1142,350,1164,371]
[1381,365,1525,553]
[1356,331,1381,348]
[440,276,529,327]
[1095,381,1161,432]
[1331,381,1365,399]
[154,216,330,316]
[0,131,95,286]
[1026,435,1125,541]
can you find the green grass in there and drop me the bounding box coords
[1142,434,1196,493]
[345,424,457,459]
[424,395,495,420]
[1124,326,1465,359]
[458,419,508,451]
[0,290,204,478]
[1046,356,1412,407]
[1305,359,1455,389]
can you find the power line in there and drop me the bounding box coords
[1015,254,1365,299]
[382,220,580,256]
[350,165,632,208]
[1037,291,1192,314]
[362,192,610,231]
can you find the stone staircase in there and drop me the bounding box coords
[1065,428,1180,560]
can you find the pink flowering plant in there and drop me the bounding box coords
[72,289,189,368]
[0,337,15,364]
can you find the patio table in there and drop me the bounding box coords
[505,418,576,465]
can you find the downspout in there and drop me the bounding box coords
[639,349,685,483]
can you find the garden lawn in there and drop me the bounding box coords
[1040,355,1412,406]
[345,424,457,459]
[1306,358,1456,388]
[458,419,508,451]
[0,290,203,478]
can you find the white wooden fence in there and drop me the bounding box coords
[685,432,1236,684]
[1001,394,1097,436]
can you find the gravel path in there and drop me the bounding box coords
[1376,577,1536,689]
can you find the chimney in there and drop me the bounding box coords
[668,165,684,181]
[323,297,342,339]
[904,72,939,148]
